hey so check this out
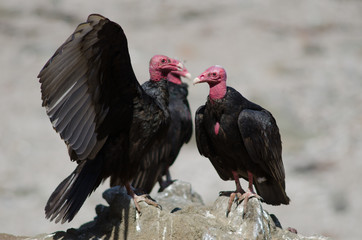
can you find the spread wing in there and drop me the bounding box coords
[38,14,141,161]
[238,109,285,181]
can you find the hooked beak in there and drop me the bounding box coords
[176,62,183,71]
[184,72,192,79]
[193,78,201,85]
[178,71,191,80]
[178,65,192,80]
[193,74,205,85]
[170,62,192,80]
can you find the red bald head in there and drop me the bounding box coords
[193,65,227,99]
[149,55,183,82]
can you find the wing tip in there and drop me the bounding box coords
[87,13,106,22]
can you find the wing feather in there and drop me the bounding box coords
[51,83,89,130]
[238,109,285,181]
[75,122,96,157]
[38,14,140,161]
[131,139,171,193]
[47,75,86,116]
[62,96,91,145]
[195,105,231,180]
[68,97,94,149]
[195,105,211,157]
[45,63,88,110]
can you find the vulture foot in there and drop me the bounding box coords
[132,194,162,214]
[220,190,262,217]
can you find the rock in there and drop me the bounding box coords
[154,180,204,211]
[0,233,27,240]
[0,233,55,240]
[3,181,329,239]
[44,181,328,240]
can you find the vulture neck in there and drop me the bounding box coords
[150,79,170,114]
[208,82,227,100]
[149,67,168,82]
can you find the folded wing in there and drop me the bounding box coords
[238,109,285,182]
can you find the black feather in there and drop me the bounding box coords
[39,14,173,223]
[132,82,192,193]
[195,87,289,205]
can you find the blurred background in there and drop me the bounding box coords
[0,0,361,239]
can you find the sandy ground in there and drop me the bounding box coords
[0,0,361,239]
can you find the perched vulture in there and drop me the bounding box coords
[132,59,193,193]
[194,65,289,215]
[38,14,184,223]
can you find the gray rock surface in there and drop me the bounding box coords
[2,181,328,240]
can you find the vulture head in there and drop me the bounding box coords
[149,55,183,82]
[193,65,227,100]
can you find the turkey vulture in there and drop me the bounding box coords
[194,65,289,215]
[132,59,193,193]
[38,14,184,223]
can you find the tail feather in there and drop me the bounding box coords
[45,159,103,223]
[131,166,163,194]
[253,179,290,205]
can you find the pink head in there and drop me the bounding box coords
[167,59,191,85]
[193,65,227,100]
[149,55,183,82]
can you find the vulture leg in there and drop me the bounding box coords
[221,171,261,217]
[247,171,256,193]
[236,171,262,214]
[125,183,161,213]
[219,171,246,217]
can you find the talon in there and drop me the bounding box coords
[133,194,161,212]
[222,189,262,217]
[126,183,161,213]
[157,203,163,210]
[226,192,236,216]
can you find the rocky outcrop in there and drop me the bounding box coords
[1,181,329,240]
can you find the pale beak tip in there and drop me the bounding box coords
[176,62,183,71]
[185,73,192,80]
[193,77,200,85]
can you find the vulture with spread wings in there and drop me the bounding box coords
[38,14,183,223]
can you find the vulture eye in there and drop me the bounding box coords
[212,72,217,77]
[161,59,166,63]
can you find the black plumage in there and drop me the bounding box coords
[38,14,182,223]
[194,66,289,213]
[132,68,193,193]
